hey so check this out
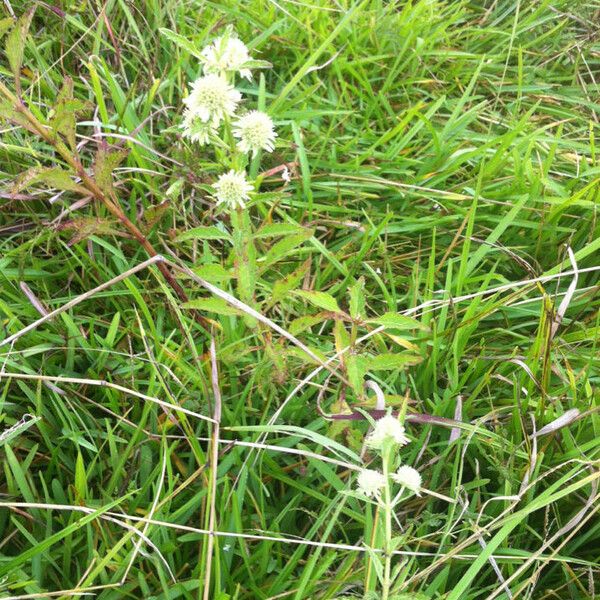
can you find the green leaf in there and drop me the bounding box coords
[346,354,367,397]
[74,451,87,500]
[93,148,128,195]
[289,314,326,335]
[176,226,232,242]
[368,312,428,331]
[12,166,83,193]
[49,77,91,149]
[159,28,202,58]
[259,229,314,267]
[267,258,311,309]
[349,277,366,319]
[193,264,233,283]
[5,9,34,83]
[183,297,244,317]
[295,290,341,313]
[363,352,422,371]
[254,223,307,238]
[0,17,14,39]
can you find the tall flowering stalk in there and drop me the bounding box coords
[179,27,275,308]
[354,413,422,599]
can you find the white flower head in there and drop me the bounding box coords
[233,110,277,156]
[392,465,422,495]
[356,468,386,498]
[181,111,217,145]
[365,415,409,451]
[183,74,241,125]
[201,33,253,80]
[213,169,253,210]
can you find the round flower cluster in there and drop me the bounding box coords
[183,74,241,127]
[201,34,253,80]
[179,29,277,210]
[356,415,422,498]
[213,170,254,210]
[364,414,409,450]
[233,111,277,156]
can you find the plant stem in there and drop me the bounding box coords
[0,80,210,330]
[382,446,393,600]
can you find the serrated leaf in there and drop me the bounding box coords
[295,290,341,313]
[289,314,326,335]
[93,148,128,195]
[368,312,428,331]
[193,264,233,283]
[349,277,365,319]
[0,99,35,131]
[175,225,232,242]
[254,223,307,238]
[5,9,34,83]
[49,77,90,149]
[57,217,125,246]
[267,258,311,309]
[141,200,170,232]
[0,17,14,39]
[364,352,423,371]
[183,297,246,318]
[159,28,203,58]
[346,354,367,397]
[12,166,83,193]
[333,321,350,356]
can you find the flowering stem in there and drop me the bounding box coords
[381,446,393,600]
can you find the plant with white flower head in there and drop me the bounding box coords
[350,408,425,600]
[169,26,277,305]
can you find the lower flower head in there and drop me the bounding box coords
[183,74,241,125]
[365,415,409,451]
[392,465,422,495]
[213,169,253,210]
[356,468,386,498]
[233,110,277,156]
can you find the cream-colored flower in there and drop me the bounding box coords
[201,35,253,80]
[392,465,422,495]
[213,169,253,209]
[233,110,277,156]
[356,468,386,498]
[365,415,409,451]
[183,74,241,125]
[181,111,217,145]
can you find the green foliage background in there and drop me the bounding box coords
[0,0,598,598]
